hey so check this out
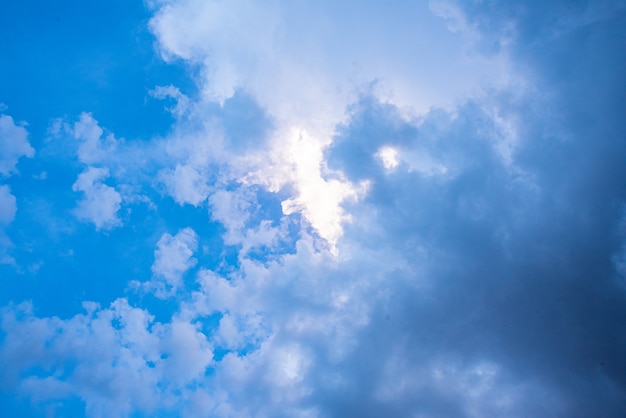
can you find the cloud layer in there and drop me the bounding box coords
[0,0,625,417]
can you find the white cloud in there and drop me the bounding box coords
[276,129,369,252]
[147,227,198,298]
[0,299,213,417]
[159,319,213,383]
[209,188,256,245]
[72,167,122,230]
[149,0,503,118]
[71,112,119,165]
[0,114,34,176]
[147,0,507,250]
[376,146,400,170]
[159,164,209,206]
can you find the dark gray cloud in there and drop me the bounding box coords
[320,2,626,416]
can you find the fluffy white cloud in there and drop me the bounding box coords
[72,167,122,230]
[0,299,213,417]
[209,188,257,245]
[146,227,198,298]
[0,114,34,176]
[149,0,504,118]
[159,164,209,206]
[71,112,119,165]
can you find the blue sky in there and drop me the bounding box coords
[1,1,625,417]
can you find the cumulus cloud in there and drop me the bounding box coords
[72,167,122,230]
[148,0,504,116]
[145,227,198,298]
[159,164,209,206]
[71,112,119,165]
[0,299,212,417]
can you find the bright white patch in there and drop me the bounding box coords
[148,0,504,119]
[376,146,400,170]
[0,114,34,176]
[72,167,122,230]
[275,128,367,253]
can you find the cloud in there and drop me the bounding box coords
[147,0,507,248]
[150,85,191,119]
[145,227,198,298]
[148,0,504,116]
[1,0,626,417]
[72,167,122,230]
[159,164,209,206]
[431,0,626,53]
[72,113,119,165]
[0,299,212,417]
[0,114,34,177]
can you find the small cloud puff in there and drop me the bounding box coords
[72,112,119,165]
[147,227,198,298]
[159,164,209,206]
[72,167,122,230]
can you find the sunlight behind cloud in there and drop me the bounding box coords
[276,127,367,252]
[376,146,400,170]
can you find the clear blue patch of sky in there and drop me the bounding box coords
[0,392,85,418]
[0,0,206,320]
[0,0,197,145]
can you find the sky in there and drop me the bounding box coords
[0,0,625,417]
